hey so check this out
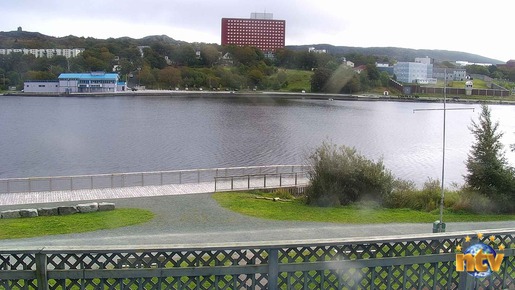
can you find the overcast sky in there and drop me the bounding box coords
[1,0,513,62]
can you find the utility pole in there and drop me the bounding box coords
[413,69,474,232]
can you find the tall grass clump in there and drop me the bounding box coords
[384,178,442,211]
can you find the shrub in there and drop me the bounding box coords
[383,179,417,209]
[416,178,442,212]
[385,178,462,212]
[306,142,395,207]
[452,190,497,214]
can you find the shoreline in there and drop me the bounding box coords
[2,90,514,105]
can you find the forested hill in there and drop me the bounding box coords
[0,30,502,64]
[287,44,502,64]
[0,31,185,49]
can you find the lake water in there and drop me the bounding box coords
[1,95,514,187]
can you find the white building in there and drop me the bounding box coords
[58,72,123,93]
[433,68,467,81]
[415,57,432,65]
[308,47,327,54]
[24,81,60,93]
[394,62,434,83]
[0,48,84,58]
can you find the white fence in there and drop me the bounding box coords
[0,165,311,194]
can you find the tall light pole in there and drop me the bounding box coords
[414,69,473,232]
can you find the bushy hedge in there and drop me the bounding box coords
[305,142,395,207]
[305,141,512,214]
[383,178,441,211]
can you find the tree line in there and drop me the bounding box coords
[0,34,396,92]
[1,35,515,93]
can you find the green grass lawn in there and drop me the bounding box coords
[275,69,313,92]
[0,208,154,240]
[212,192,515,224]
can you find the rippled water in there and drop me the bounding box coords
[1,95,514,187]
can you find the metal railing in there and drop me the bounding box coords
[0,229,512,289]
[0,165,311,194]
[214,172,309,192]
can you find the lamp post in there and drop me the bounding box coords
[413,69,474,233]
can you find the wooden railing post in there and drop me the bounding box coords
[35,252,48,290]
[268,248,279,290]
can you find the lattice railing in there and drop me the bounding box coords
[0,229,513,289]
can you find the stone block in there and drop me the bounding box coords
[77,202,99,213]
[98,202,115,211]
[19,208,38,218]
[1,210,21,219]
[58,206,78,215]
[38,207,59,216]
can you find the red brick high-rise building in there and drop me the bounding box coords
[221,13,285,53]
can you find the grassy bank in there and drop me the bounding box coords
[0,208,154,240]
[274,69,313,92]
[212,192,515,224]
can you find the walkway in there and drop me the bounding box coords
[0,165,310,206]
[0,176,308,206]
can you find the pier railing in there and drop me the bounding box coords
[214,172,309,192]
[0,165,311,194]
[0,229,512,290]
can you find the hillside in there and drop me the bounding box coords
[0,31,184,49]
[0,30,502,64]
[286,44,503,64]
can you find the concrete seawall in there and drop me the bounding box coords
[3,90,513,104]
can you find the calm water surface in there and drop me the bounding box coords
[1,95,514,187]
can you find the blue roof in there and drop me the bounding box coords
[58,72,119,80]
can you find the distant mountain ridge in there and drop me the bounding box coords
[286,44,503,64]
[0,30,503,64]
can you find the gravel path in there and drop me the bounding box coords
[0,193,513,248]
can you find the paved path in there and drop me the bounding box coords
[0,177,512,249]
[0,193,513,249]
[0,176,308,206]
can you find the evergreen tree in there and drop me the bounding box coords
[464,104,514,212]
